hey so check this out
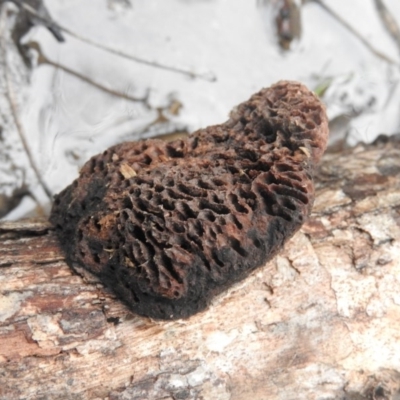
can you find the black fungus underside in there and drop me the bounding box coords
[50,81,329,320]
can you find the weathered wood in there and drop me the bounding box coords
[1,137,400,400]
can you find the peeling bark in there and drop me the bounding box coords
[1,137,400,400]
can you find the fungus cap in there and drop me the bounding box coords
[50,81,329,320]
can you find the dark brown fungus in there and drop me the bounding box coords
[50,81,329,320]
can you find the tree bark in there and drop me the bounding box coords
[1,137,400,400]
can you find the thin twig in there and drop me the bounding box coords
[13,0,217,82]
[28,41,151,108]
[60,26,217,82]
[0,6,52,200]
[374,0,400,54]
[311,0,399,66]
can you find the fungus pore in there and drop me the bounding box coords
[50,81,329,320]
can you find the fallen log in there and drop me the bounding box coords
[1,137,400,400]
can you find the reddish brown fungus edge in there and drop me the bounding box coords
[50,81,329,320]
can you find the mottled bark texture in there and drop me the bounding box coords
[1,136,400,399]
[50,81,329,320]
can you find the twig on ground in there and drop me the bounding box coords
[13,1,216,82]
[0,6,52,201]
[311,0,399,66]
[374,0,400,54]
[60,26,217,82]
[28,41,151,108]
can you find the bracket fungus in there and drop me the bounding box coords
[50,81,329,320]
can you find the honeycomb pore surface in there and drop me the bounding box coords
[50,81,329,320]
